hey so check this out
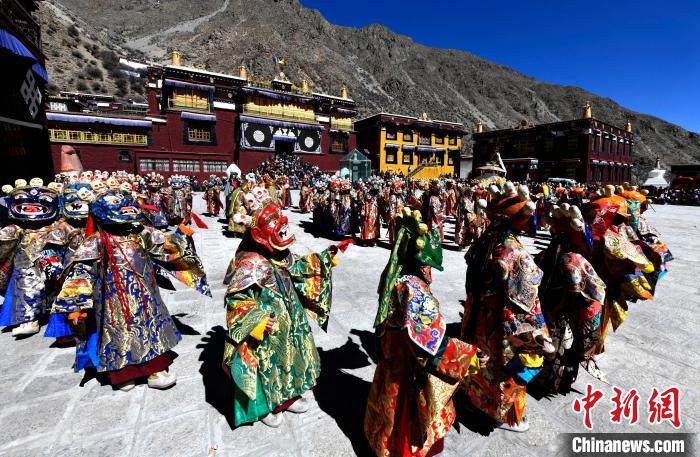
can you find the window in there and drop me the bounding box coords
[140,158,170,172]
[435,151,444,165]
[447,153,455,166]
[385,129,397,140]
[172,159,200,172]
[385,149,397,164]
[188,127,211,142]
[402,149,413,165]
[169,88,210,111]
[402,130,413,142]
[331,136,348,154]
[434,135,444,145]
[418,133,431,145]
[545,136,554,153]
[203,160,227,173]
[118,150,132,162]
[448,136,457,146]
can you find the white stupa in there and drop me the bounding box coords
[643,158,669,188]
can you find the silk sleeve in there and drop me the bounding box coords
[288,249,334,331]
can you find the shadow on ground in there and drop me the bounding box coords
[313,337,374,457]
[198,326,236,427]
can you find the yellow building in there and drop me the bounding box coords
[354,112,466,179]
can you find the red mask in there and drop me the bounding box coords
[250,203,295,253]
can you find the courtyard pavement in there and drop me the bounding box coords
[0,192,697,456]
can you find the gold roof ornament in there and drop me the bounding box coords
[582,101,592,119]
[277,71,290,83]
[171,49,182,66]
[340,84,349,99]
[419,112,430,121]
[655,157,661,168]
[476,120,484,133]
[300,78,310,93]
[626,119,633,133]
[238,64,248,80]
[515,119,533,130]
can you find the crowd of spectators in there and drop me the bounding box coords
[255,153,327,188]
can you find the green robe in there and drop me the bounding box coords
[223,249,334,425]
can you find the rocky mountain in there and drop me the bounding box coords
[43,0,700,178]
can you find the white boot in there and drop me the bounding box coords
[12,321,40,337]
[147,370,177,389]
[286,397,309,414]
[118,380,136,392]
[497,416,530,432]
[261,412,283,428]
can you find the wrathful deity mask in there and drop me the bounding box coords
[91,191,142,225]
[9,186,60,222]
[250,203,295,253]
[60,183,94,220]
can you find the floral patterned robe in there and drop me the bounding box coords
[366,275,478,457]
[223,249,335,426]
[53,226,210,377]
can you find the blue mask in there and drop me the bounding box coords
[9,187,59,222]
[91,191,141,225]
[60,183,92,220]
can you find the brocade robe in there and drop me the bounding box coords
[223,249,334,426]
[0,221,77,326]
[204,185,223,215]
[54,226,210,374]
[139,191,169,228]
[462,235,550,425]
[333,192,355,238]
[366,275,478,457]
[536,244,605,393]
[299,185,314,213]
[165,186,193,225]
[359,193,381,242]
[227,187,249,235]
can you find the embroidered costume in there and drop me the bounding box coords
[54,190,210,389]
[222,188,348,427]
[0,179,75,337]
[366,208,478,456]
[461,183,553,430]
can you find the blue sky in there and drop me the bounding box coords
[300,0,700,133]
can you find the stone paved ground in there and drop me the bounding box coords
[0,193,697,457]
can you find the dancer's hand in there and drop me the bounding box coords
[265,316,277,334]
[330,239,355,256]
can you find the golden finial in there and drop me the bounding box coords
[582,101,592,119]
[476,120,484,133]
[238,64,248,80]
[171,49,182,66]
